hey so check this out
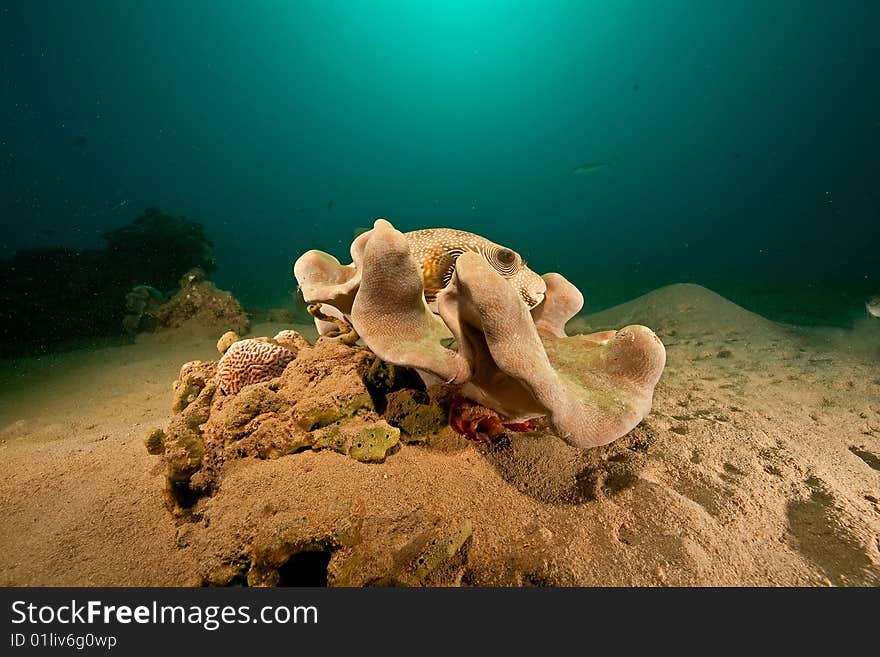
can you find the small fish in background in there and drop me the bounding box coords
[866,296,880,318]
[72,135,87,149]
[327,200,334,211]
[632,83,640,91]
[573,162,611,175]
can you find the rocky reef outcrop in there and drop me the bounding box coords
[0,208,220,356]
[155,332,432,508]
[122,285,165,334]
[148,268,250,336]
[121,268,249,338]
[149,328,473,585]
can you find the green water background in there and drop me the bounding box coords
[2,1,878,325]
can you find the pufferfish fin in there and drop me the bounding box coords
[440,264,457,288]
[438,248,465,288]
[422,247,466,302]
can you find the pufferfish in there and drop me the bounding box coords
[402,228,546,309]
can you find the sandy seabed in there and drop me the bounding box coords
[1,284,878,586]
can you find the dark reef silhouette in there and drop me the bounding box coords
[0,208,218,357]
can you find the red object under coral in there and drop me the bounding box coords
[448,396,535,443]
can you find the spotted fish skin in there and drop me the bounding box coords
[403,228,547,308]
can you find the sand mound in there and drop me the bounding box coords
[571,283,781,334]
[1,288,878,586]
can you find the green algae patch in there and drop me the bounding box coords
[222,385,277,441]
[384,388,447,443]
[172,375,202,414]
[310,425,350,455]
[292,391,374,432]
[364,357,422,397]
[144,428,165,455]
[163,415,205,484]
[349,422,400,462]
[360,518,474,587]
[244,419,313,459]
[216,330,240,355]
[405,519,473,585]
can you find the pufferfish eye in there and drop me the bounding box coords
[489,247,522,276]
[497,249,516,265]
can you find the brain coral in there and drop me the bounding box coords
[215,338,295,395]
